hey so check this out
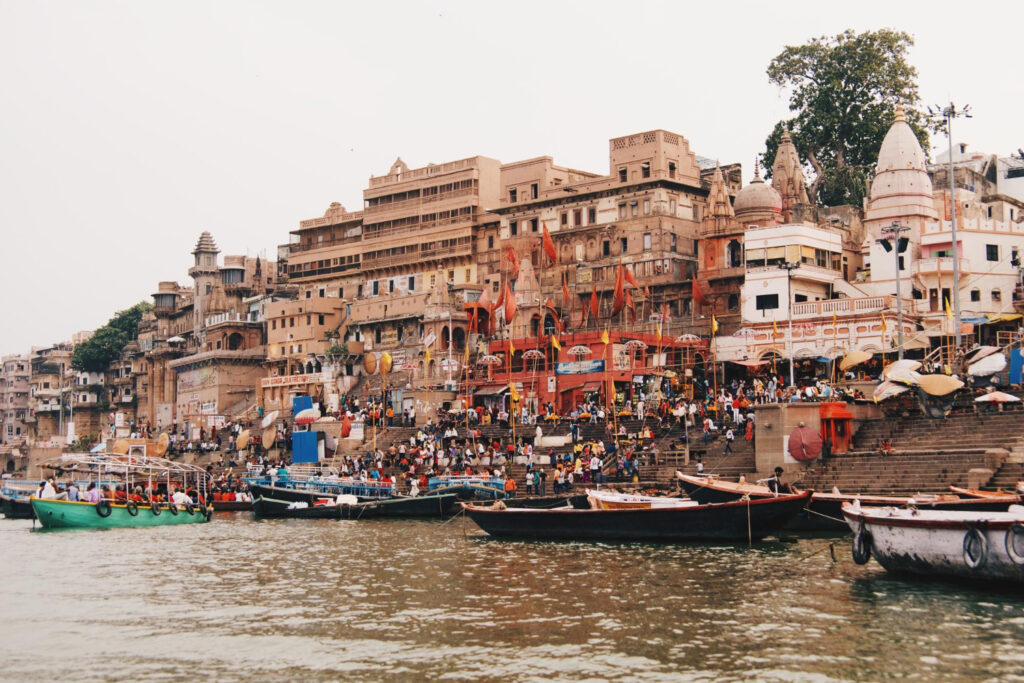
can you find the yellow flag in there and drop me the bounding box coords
[425,348,431,363]
[832,311,838,329]
[711,314,719,335]
[880,311,887,332]
[464,343,470,362]
[509,339,515,355]
[601,329,610,345]
[551,335,561,350]
[656,321,662,343]
[772,317,779,338]
[509,381,519,403]
[944,297,953,320]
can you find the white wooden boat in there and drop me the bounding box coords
[842,501,1024,583]
[585,488,697,510]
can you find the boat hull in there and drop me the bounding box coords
[31,498,210,530]
[212,500,253,512]
[253,493,460,519]
[1,492,35,519]
[463,491,811,542]
[253,496,348,519]
[843,504,1024,582]
[359,493,460,518]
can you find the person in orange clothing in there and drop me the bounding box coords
[503,476,517,499]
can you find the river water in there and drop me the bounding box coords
[1,513,1022,681]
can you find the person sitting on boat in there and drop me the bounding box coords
[84,482,102,503]
[170,488,192,507]
[66,481,81,502]
[114,485,128,502]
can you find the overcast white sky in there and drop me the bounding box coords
[2,0,1021,357]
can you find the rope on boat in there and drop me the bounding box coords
[798,543,838,564]
[803,507,847,525]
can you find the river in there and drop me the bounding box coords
[1,513,1022,681]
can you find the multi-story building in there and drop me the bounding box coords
[0,354,31,456]
[26,343,73,446]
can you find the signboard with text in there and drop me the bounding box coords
[555,359,605,375]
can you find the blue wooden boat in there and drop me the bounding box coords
[428,475,506,500]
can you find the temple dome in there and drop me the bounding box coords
[734,173,782,217]
[866,107,936,221]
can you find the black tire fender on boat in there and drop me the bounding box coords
[852,525,872,565]
[150,502,162,516]
[185,502,196,516]
[167,503,179,516]
[963,526,988,570]
[1004,524,1024,566]
[125,501,139,516]
[95,500,112,518]
[203,505,213,521]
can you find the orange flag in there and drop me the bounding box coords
[625,289,636,323]
[692,275,707,306]
[541,222,557,264]
[503,282,517,326]
[589,284,599,321]
[495,281,505,310]
[508,247,520,279]
[624,266,641,290]
[612,263,625,315]
[562,271,570,307]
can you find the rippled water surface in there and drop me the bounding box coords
[2,513,1023,681]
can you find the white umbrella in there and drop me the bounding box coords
[917,374,964,397]
[522,349,546,360]
[261,410,279,429]
[477,355,503,366]
[974,391,1021,403]
[567,345,592,357]
[675,334,701,343]
[873,380,910,402]
[968,353,1007,377]
[964,345,1001,364]
[839,351,873,372]
[623,339,648,351]
[166,336,185,343]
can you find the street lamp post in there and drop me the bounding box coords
[878,221,911,360]
[929,102,972,351]
[778,261,801,387]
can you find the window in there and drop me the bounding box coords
[297,345,302,353]
[992,289,1002,302]
[487,235,494,249]
[618,168,627,182]
[602,240,611,257]
[794,294,808,303]
[755,294,779,311]
[305,290,311,299]
[509,188,517,203]
[620,237,628,253]
[668,162,676,178]
[306,315,311,325]
[560,212,568,226]
[986,244,999,262]
[318,314,325,325]
[409,276,416,290]
[448,269,454,282]
[531,183,538,199]
[588,207,596,224]
[357,284,363,298]
[372,281,379,296]
[573,209,582,226]
[693,205,701,221]
[641,162,651,178]
[630,201,638,217]
[618,204,626,219]
[987,206,993,218]
[272,319,277,330]
[530,218,538,233]
[492,281,499,292]
[643,233,652,250]
[510,220,518,236]
[670,234,677,253]
[397,325,404,341]
[289,317,295,328]
[388,280,395,293]
[970,289,981,302]
[464,268,471,282]
[338,287,344,298]
[205,284,212,295]
[375,328,382,344]
[318,288,325,297]
[669,199,676,214]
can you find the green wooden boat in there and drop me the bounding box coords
[31,497,212,530]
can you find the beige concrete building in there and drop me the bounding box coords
[0,354,31,467]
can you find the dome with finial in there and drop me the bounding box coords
[866,105,936,221]
[734,163,782,218]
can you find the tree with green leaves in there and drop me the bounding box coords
[71,301,153,373]
[762,29,938,207]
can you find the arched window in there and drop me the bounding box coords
[227,332,243,350]
[727,240,743,268]
[452,327,466,351]
[530,315,541,337]
[728,294,739,311]
[543,314,557,334]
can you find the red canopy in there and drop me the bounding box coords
[788,426,823,462]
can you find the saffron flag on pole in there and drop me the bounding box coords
[881,311,888,332]
[507,247,520,280]
[692,275,708,306]
[832,311,838,329]
[625,289,636,323]
[541,221,557,264]
[711,313,719,335]
[425,348,431,363]
[612,263,625,315]
[772,317,779,338]
[551,335,561,351]
[589,284,599,321]
[562,271,570,307]
[503,282,518,325]
[509,339,515,356]
[601,329,610,345]
[624,266,641,290]
[944,297,953,319]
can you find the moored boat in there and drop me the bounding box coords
[1,481,37,519]
[842,501,1024,583]
[585,488,698,510]
[32,497,211,529]
[428,474,506,500]
[949,485,1022,500]
[462,490,811,542]
[677,472,1019,531]
[252,496,351,519]
[211,499,253,512]
[253,492,460,519]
